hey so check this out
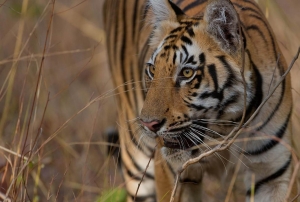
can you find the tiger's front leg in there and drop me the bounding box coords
[154,147,203,202]
[154,139,231,202]
[236,137,293,202]
[243,157,292,202]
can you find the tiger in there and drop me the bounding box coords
[103,0,298,201]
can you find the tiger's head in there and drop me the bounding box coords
[140,0,255,164]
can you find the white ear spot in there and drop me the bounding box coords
[146,0,184,47]
[147,0,177,25]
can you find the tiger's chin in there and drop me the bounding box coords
[161,147,192,168]
[160,136,203,169]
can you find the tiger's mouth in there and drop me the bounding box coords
[162,127,203,150]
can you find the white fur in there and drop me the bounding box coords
[148,0,177,25]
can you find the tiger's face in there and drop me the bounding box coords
[140,0,254,163]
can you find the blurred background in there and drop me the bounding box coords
[0,0,299,201]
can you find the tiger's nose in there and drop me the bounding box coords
[140,119,164,133]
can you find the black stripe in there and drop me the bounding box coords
[199,53,205,65]
[128,127,144,152]
[199,90,222,101]
[130,193,156,202]
[181,35,193,45]
[190,92,198,97]
[170,26,184,34]
[192,74,202,89]
[253,72,285,132]
[233,3,262,16]
[181,45,189,62]
[262,22,281,73]
[208,64,219,91]
[179,20,194,26]
[244,13,286,129]
[165,34,177,41]
[130,60,140,114]
[131,0,144,114]
[217,94,239,118]
[235,2,282,72]
[121,0,130,103]
[243,0,264,15]
[246,155,291,196]
[243,50,263,120]
[169,0,185,17]
[230,49,263,123]
[246,25,267,45]
[256,79,285,133]
[166,160,176,177]
[248,14,266,25]
[219,49,263,121]
[182,0,207,13]
[142,3,149,21]
[180,178,201,184]
[173,52,177,64]
[187,27,195,37]
[139,38,150,97]
[128,123,155,156]
[126,166,142,181]
[124,146,155,180]
[126,110,152,155]
[186,103,207,111]
[164,45,171,50]
[217,56,235,89]
[160,52,166,58]
[172,45,178,50]
[180,52,183,63]
[136,1,148,101]
[246,110,291,155]
[132,0,138,41]
[198,65,223,99]
[187,55,194,64]
[198,56,236,102]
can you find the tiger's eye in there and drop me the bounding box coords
[149,65,155,75]
[182,68,194,78]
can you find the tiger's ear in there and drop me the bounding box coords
[148,0,185,25]
[204,0,241,53]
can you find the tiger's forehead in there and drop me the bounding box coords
[161,18,201,47]
[149,18,205,73]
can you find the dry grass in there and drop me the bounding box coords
[0,0,121,201]
[0,0,299,201]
